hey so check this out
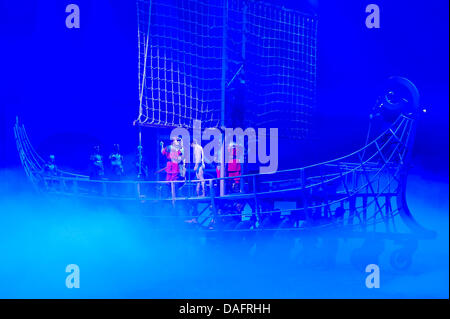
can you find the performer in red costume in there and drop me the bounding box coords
[160,137,182,182]
[226,142,241,192]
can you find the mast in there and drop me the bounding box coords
[137,0,153,177]
[221,0,228,128]
[220,0,228,196]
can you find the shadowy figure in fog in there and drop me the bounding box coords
[43,154,58,176]
[108,144,124,196]
[89,145,104,180]
[136,145,149,180]
[89,145,104,194]
[43,154,59,190]
[136,145,149,198]
[109,144,124,180]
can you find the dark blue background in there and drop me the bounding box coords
[1,0,448,176]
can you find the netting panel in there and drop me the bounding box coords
[244,2,317,138]
[137,0,317,133]
[137,0,224,128]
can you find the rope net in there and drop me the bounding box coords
[136,0,317,135]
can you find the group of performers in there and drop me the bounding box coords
[42,154,59,189]
[42,137,242,197]
[88,144,124,181]
[160,136,242,196]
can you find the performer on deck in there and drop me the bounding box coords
[135,145,148,180]
[89,145,104,180]
[109,144,124,180]
[191,139,205,197]
[43,154,58,177]
[227,142,241,193]
[135,145,149,198]
[160,137,182,182]
[177,136,186,180]
[43,154,59,190]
